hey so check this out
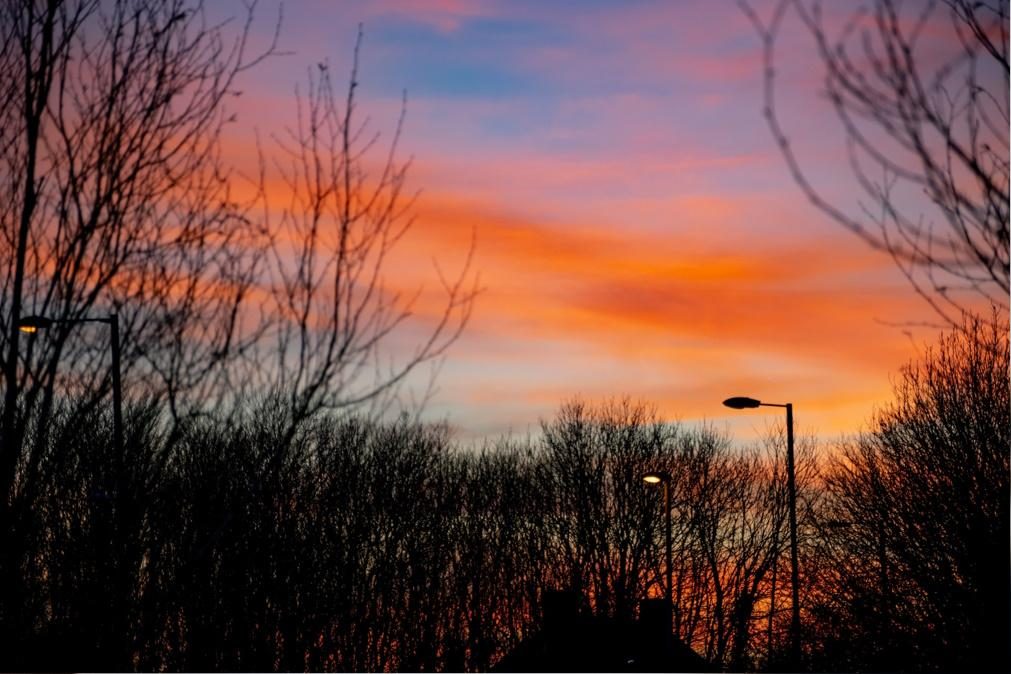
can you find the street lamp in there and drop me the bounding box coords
[723,395,800,668]
[20,313,127,662]
[642,470,672,627]
[19,314,122,457]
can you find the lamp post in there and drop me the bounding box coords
[723,396,800,668]
[20,313,126,664]
[642,470,672,625]
[19,314,122,456]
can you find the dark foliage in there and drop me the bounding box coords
[807,311,1009,672]
[3,397,801,671]
[1,317,1007,672]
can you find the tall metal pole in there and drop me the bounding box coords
[723,396,802,668]
[664,479,672,622]
[785,402,800,669]
[107,313,127,666]
[767,530,778,664]
[17,312,128,665]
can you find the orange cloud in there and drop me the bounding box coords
[378,188,938,440]
[205,0,962,443]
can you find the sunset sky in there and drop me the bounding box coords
[221,0,957,442]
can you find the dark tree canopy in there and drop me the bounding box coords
[811,311,1009,672]
[0,2,475,667]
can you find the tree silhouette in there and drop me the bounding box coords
[811,311,1009,671]
[8,375,1005,672]
[0,1,279,661]
[536,399,677,622]
[742,0,1009,324]
[250,27,477,440]
[0,0,278,451]
[0,2,480,668]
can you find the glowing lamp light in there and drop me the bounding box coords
[18,316,54,333]
[13,313,123,461]
[641,468,673,624]
[642,471,670,485]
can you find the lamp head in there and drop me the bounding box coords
[18,315,53,333]
[723,396,761,409]
[642,471,670,485]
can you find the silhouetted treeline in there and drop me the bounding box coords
[8,398,797,671]
[4,314,1008,672]
[805,312,1010,672]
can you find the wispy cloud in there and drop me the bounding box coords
[221,0,945,440]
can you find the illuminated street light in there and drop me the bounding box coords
[642,471,668,485]
[642,470,672,628]
[18,315,54,333]
[18,314,123,457]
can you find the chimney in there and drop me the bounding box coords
[639,598,672,643]
[542,590,580,642]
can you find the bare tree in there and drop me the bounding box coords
[674,428,797,669]
[1,0,476,545]
[812,311,1009,671]
[741,0,1009,324]
[0,3,281,661]
[536,398,681,622]
[0,0,278,508]
[250,28,477,439]
[1,5,478,667]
